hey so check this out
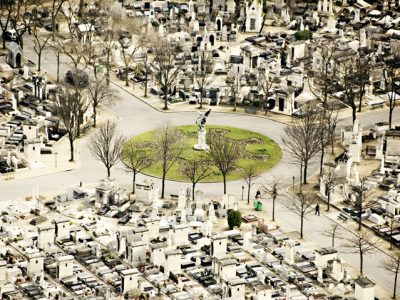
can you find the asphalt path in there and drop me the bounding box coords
[1,35,400,294]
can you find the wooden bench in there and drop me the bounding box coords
[170,194,179,200]
[338,213,348,222]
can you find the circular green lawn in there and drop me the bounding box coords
[127,125,282,182]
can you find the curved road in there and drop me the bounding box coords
[1,37,400,295]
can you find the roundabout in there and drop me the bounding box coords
[126,125,282,182]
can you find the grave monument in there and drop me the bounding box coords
[194,109,211,151]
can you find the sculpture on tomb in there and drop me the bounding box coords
[194,109,211,151]
[196,109,211,131]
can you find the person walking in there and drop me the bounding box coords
[315,203,320,216]
[255,189,261,199]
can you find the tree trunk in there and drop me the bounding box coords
[163,86,168,110]
[93,105,97,128]
[19,35,24,50]
[393,267,398,299]
[358,210,362,231]
[247,183,251,204]
[358,90,364,112]
[332,232,335,247]
[299,163,303,193]
[107,166,111,178]
[264,96,268,115]
[77,111,82,137]
[303,162,308,184]
[360,252,363,277]
[161,173,166,199]
[389,107,393,129]
[192,182,196,201]
[125,72,129,87]
[320,147,325,177]
[352,103,357,124]
[300,213,304,239]
[272,196,276,221]
[327,192,331,211]
[223,174,227,194]
[38,51,42,72]
[132,171,136,194]
[69,136,74,162]
[144,54,148,97]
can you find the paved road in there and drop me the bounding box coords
[1,36,400,295]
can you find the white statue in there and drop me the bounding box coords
[194,109,211,151]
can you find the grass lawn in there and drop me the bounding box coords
[127,125,282,182]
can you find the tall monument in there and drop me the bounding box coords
[194,109,211,151]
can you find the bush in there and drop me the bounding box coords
[295,30,312,41]
[227,210,242,229]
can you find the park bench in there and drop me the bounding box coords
[338,213,348,222]
[170,194,179,200]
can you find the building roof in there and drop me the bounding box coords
[120,268,139,276]
[7,42,22,54]
[227,278,247,286]
[354,277,375,288]
[315,247,338,255]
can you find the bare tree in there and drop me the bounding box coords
[345,177,376,231]
[52,86,89,161]
[355,43,372,113]
[88,77,117,127]
[180,157,213,201]
[0,0,14,49]
[58,1,89,72]
[116,18,146,87]
[261,178,281,221]
[120,141,154,194]
[195,52,213,109]
[322,223,342,247]
[226,75,240,111]
[153,124,185,199]
[8,0,38,50]
[382,250,400,299]
[141,32,158,97]
[383,56,400,129]
[335,47,370,123]
[30,0,66,71]
[285,192,316,239]
[32,23,53,71]
[342,230,379,277]
[282,104,322,187]
[325,105,340,155]
[89,121,125,177]
[153,39,182,110]
[320,165,339,211]
[207,130,241,194]
[241,163,260,204]
[259,69,280,115]
[308,41,337,107]
[386,214,399,251]
[50,43,62,83]
[308,41,340,157]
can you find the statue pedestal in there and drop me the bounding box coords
[194,128,209,151]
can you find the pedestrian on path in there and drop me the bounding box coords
[315,204,320,216]
[255,189,261,199]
